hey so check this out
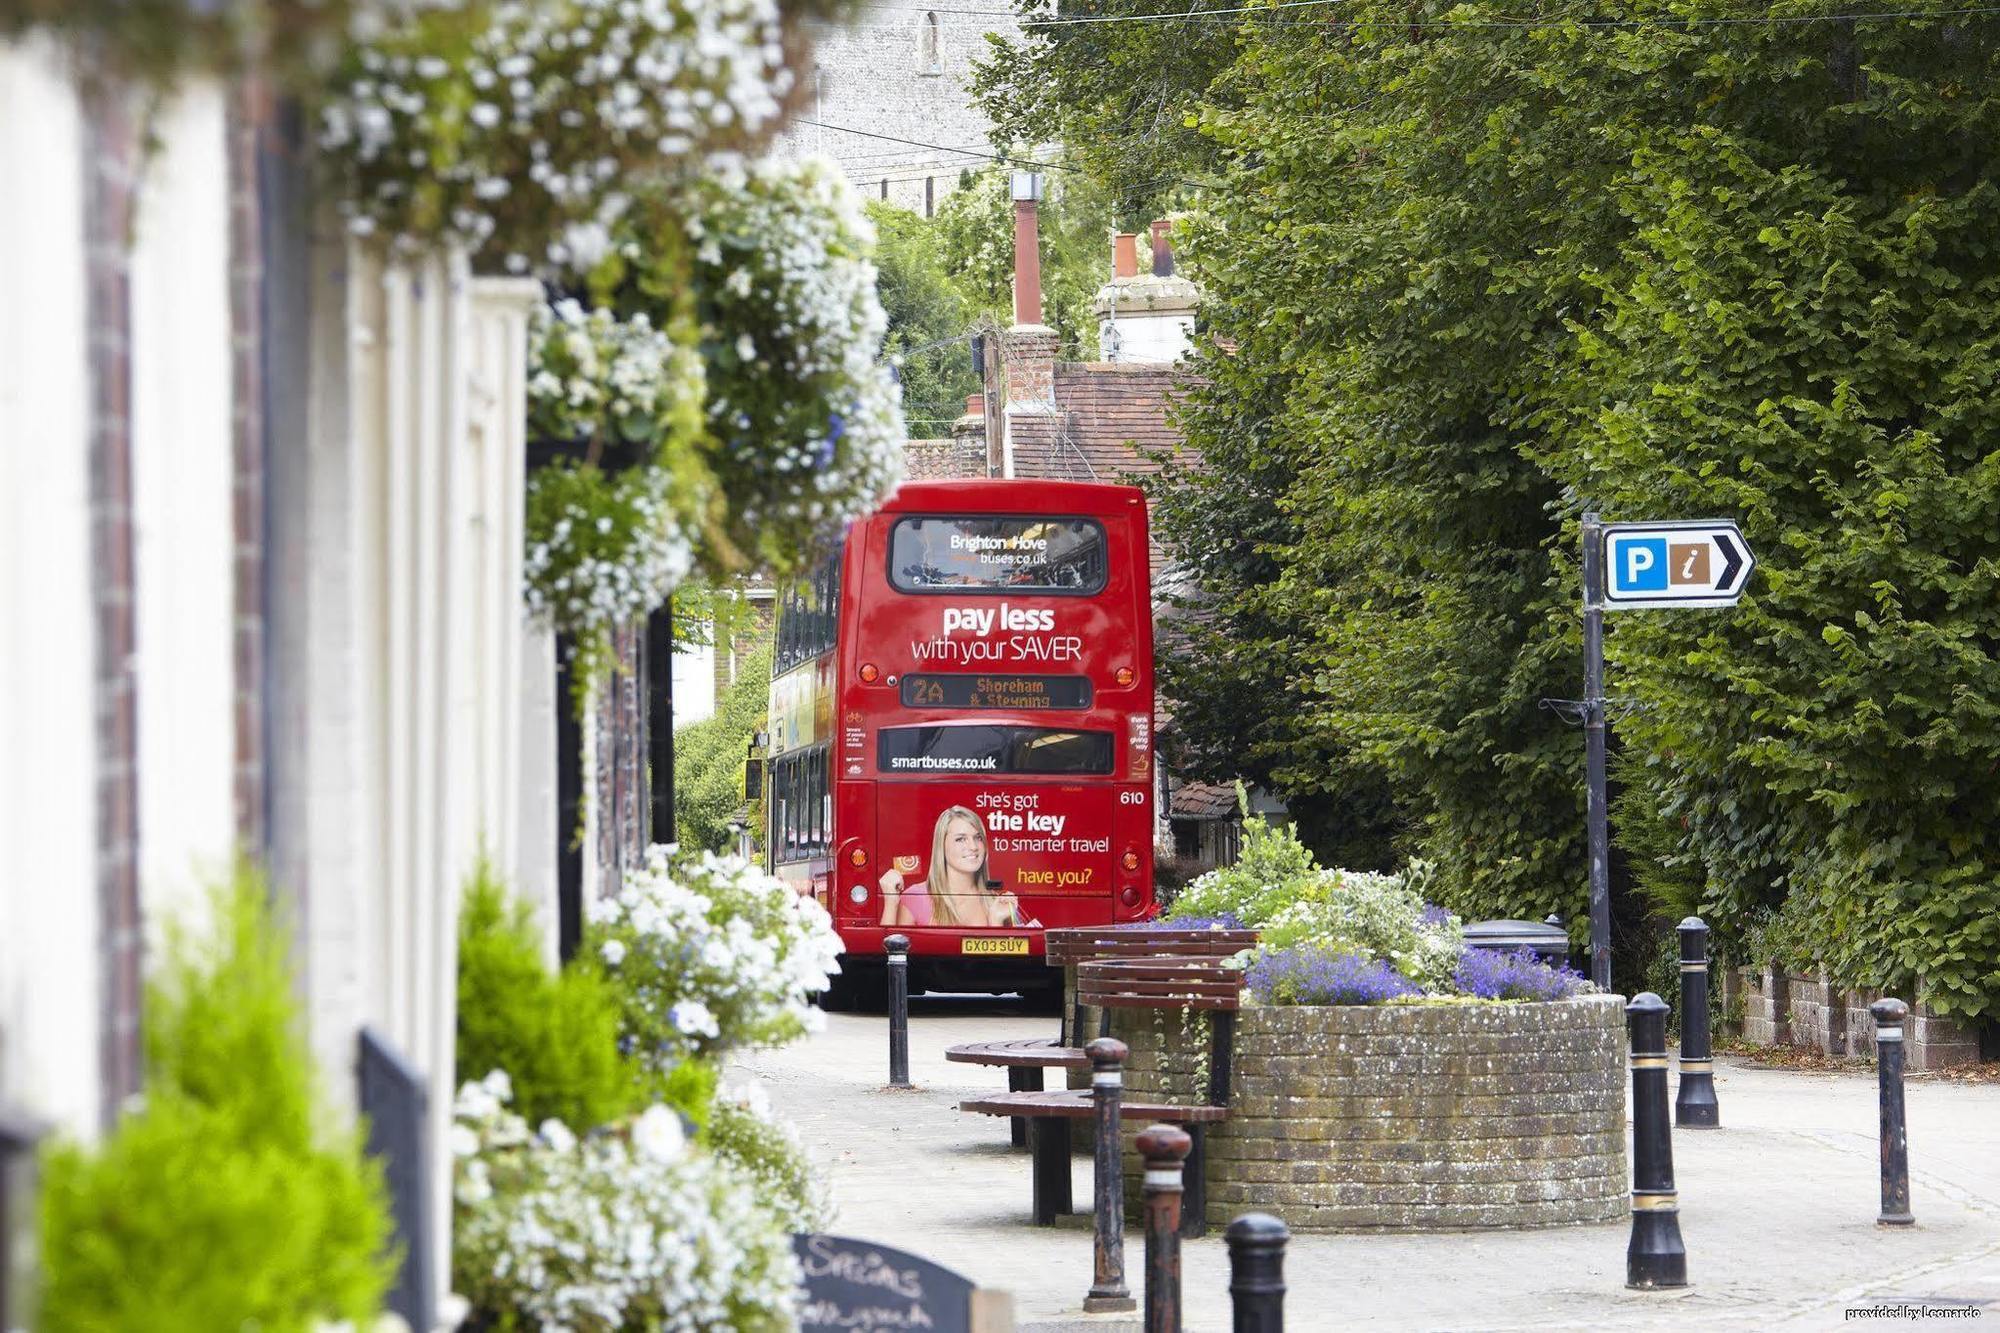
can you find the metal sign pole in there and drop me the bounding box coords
[1582,511,1612,992]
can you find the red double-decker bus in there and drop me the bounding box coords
[765,479,1157,1006]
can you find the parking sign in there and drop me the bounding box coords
[1602,521,1754,609]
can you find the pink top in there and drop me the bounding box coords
[900,881,935,927]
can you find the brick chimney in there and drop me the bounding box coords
[1094,217,1199,364]
[1002,171,1058,478]
[1011,171,1044,327]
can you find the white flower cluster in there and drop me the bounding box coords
[452,1070,799,1333]
[523,463,693,642]
[690,158,905,562]
[322,0,797,270]
[587,847,843,1070]
[1256,866,1465,991]
[528,298,700,449]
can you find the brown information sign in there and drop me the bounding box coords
[901,674,1092,711]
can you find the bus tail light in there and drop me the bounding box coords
[849,884,869,906]
[1115,667,1135,687]
[1120,885,1141,908]
[1121,850,1140,872]
[849,847,868,868]
[859,663,880,683]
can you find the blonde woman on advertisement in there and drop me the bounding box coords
[880,805,1039,929]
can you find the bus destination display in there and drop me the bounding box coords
[900,673,1092,711]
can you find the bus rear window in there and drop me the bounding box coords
[888,517,1107,594]
[878,725,1114,775]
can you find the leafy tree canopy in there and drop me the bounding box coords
[986,0,2000,1015]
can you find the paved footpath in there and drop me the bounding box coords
[734,998,2000,1332]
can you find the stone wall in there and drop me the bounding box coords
[767,1,1023,216]
[1112,996,1629,1232]
[1736,966,1984,1071]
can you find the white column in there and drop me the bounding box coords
[0,36,99,1140]
[129,82,236,939]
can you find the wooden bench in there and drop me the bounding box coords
[958,954,1244,1235]
[944,925,1255,1147]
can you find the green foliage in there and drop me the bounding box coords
[674,634,773,854]
[932,168,1114,361]
[1002,0,2000,1017]
[1530,16,2000,1017]
[971,0,1235,219]
[39,864,393,1332]
[457,863,651,1132]
[1167,819,1460,988]
[867,200,984,437]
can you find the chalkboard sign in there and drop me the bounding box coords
[792,1233,973,1333]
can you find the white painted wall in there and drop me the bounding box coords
[0,37,98,1138]
[130,83,236,938]
[287,243,538,1311]
[673,638,718,726]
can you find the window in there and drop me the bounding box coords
[919,12,941,75]
[774,543,843,673]
[772,745,833,861]
[878,725,1114,775]
[888,516,1107,594]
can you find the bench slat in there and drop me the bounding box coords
[960,1090,1230,1124]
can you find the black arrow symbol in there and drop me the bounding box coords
[1714,533,1743,592]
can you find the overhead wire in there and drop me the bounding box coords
[796,118,1224,191]
[812,1,2000,28]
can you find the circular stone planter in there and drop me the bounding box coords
[1114,994,1628,1232]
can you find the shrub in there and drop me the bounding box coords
[39,864,393,1332]
[456,862,650,1133]
[1162,814,1319,928]
[585,847,842,1074]
[1452,948,1588,1003]
[1254,868,1464,992]
[452,1072,797,1333]
[1245,948,1420,1006]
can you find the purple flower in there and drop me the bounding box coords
[1152,911,1245,931]
[1418,902,1453,929]
[1246,947,1419,1006]
[814,412,845,470]
[1453,946,1587,1002]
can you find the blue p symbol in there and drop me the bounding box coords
[1618,538,1668,591]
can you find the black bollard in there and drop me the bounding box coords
[1626,992,1688,1289]
[1084,1038,1136,1313]
[1226,1212,1288,1333]
[885,934,910,1088]
[1675,917,1719,1128]
[1138,1123,1191,1333]
[1871,997,1914,1227]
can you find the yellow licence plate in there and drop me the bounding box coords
[961,937,1030,956]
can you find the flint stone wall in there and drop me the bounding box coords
[1113,995,1629,1232]
[1735,965,1983,1070]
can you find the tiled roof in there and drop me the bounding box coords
[1169,781,1239,821]
[1009,363,1191,486]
